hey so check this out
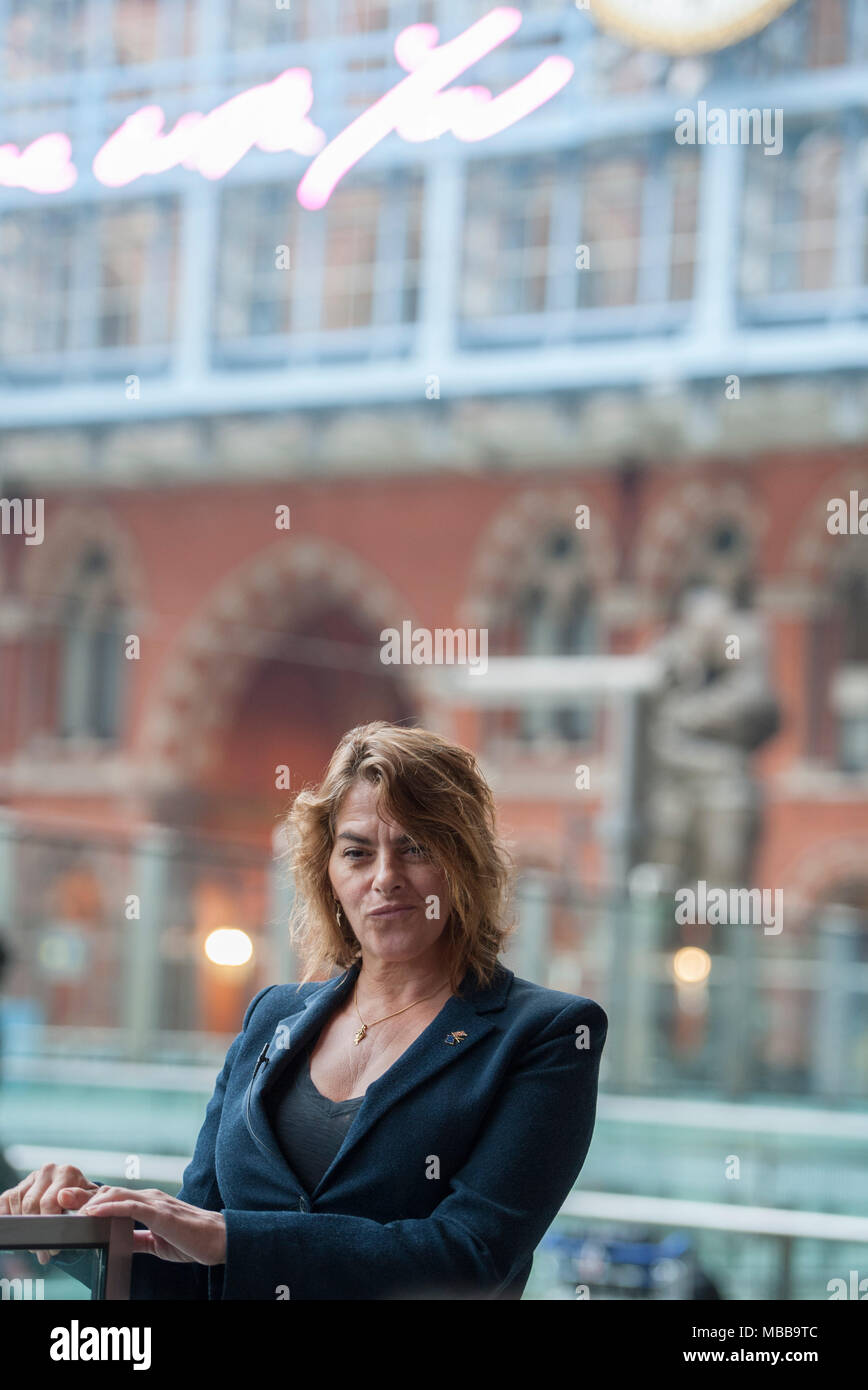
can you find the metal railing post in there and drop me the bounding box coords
[511,871,551,986]
[812,903,862,1099]
[123,826,171,1061]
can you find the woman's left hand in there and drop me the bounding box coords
[58,1184,227,1265]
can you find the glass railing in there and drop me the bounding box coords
[0,1215,133,1300]
[528,1194,868,1300]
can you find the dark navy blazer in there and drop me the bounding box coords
[64,958,607,1300]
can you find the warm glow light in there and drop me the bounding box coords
[1,9,574,206]
[204,928,253,967]
[672,946,712,984]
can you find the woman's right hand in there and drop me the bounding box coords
[0,1163,103,1264]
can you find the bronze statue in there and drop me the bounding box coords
[645,587,780,887]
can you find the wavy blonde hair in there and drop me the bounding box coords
[283,721,516,995]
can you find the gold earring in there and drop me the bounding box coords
[335,903,343,928]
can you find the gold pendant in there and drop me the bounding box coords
[353,1025,367,1044]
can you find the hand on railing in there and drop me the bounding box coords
[0,1162,104,1264]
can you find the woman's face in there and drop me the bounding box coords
[328,779,453,967]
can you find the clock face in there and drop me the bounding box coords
[588,0,799,55]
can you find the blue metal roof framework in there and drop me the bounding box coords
[0,0,865,427]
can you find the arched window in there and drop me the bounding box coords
[490,524,599,747]
[58,547,126,740]
[666,517,754,622]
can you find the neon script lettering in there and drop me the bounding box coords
[0,8,573,207]
[296,9,574,210]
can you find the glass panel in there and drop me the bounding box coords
[5,828,271,1056]
[461,143,696,324]
[529,1223,868,1301]
[579,154,644,309]
[461,159,556,319]
[0,209,75,359]
[668,150,700,301]
[807,0,849,67]
[112,0,196,65]
[0,200,178,363]
[321,185,381,331]
[4,0,88,79]
[99,200,179,348]
[0,1246,103,1300]
[740,126,842,298]
[216,175,421,344]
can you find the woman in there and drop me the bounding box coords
[0,721,607,1300]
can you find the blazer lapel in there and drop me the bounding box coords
[311,993,493,1198]
[244,959,514,1195]
[244,965,359,1166]
[310,962,513,1197]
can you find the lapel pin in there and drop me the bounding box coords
[445,1031,468,1046]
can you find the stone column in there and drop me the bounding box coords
[123,826,171,1060]
[599,691,645,1090]
[510,870,550,987]
[720,910,756,1098]
[812,903,862,1099]
[621,864,668,1091]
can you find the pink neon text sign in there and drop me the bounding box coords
[296,8,574,210]
[0,7,573,208]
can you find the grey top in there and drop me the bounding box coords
[265,1043,365,1196]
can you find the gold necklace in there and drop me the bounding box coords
[352,979,450,1045]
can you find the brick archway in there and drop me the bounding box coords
[459,485,618,628]
[785,466,868,588]
[634,478,765,596]
[19,502,147,623]
[138,537,434,787]
[780,836,868,927]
